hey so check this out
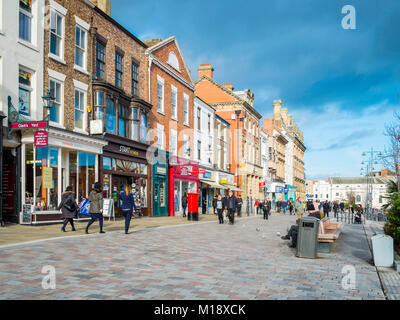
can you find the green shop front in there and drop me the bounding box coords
[152,150,169,217]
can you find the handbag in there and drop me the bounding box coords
[63,198,77,212]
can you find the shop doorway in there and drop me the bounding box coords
[111,175,129,218]
[153,178,167,217]
[201,188,207,214]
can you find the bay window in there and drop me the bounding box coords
[118,103,129,138]
[140,113,147,143]
[94,91,105,129]
[131,107,139,141]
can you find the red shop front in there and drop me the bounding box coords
[168,156,199,216]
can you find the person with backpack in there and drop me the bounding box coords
[58,186,78,232]
[120,184,136,234]
[86,182,105,234]
[181,193,188,218]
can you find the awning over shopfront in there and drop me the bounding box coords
[199,179,221,189]
[219,184,243,192]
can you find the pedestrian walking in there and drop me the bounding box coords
[181,193,188,218]
[323,200,330,218]
[216,194,224,224]
[340,202,345,214]
[295,198,304,219]
[58,186,78,232]
[282,200,287,215]
[227,190,237,224]
[289,200,294,215]
[262,199,271,220]
[276,200,281,213]
[213,195,218,215]
[120,184,136,234]
[237,194,243,217]
[255,199,260,215]
[85,182,105,234]
[333,201,339,219]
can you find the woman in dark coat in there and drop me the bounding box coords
[58,186,77,232]
[120,184,136,234]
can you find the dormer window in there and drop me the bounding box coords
[167,51,179,71]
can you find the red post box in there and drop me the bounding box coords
[187,192,199,221]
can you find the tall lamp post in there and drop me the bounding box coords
[360,147,382,213]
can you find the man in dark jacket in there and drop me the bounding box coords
[181,193,188,217]
[323,201,330,218]
[213,195,218,215]
[227,190,237,224]
[339,202,345,214]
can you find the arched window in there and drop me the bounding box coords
[167,51,179,71]
[356,195,361,203]
[106,98,116,134]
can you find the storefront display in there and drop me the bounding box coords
[168,156,199,216]
[152,151,168,217]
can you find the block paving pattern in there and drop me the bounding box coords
[0,215,386,300]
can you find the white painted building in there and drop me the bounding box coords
[311,177,391,209]
[0,0,45,129]
[260,129,269,198]
[193,96,215,169]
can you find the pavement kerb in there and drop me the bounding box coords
[0,215,259,250]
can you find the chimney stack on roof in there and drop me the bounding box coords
[198,63,214,79]
[90,0,112,15]
[222,83,234,91]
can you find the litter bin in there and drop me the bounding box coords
[371,234,393,267]
[297,217,320,259]
[187,192,199,221]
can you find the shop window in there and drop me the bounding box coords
[19,0,32,43]
[96,40,106,80]
[183,94,189,125]
[49,78,62,123]
[131,107,139,141]
[157,77,164,113]
[78,152,95,201]
[140,113,147,143]
[50,9,63,57]
[106,98,116,134]
[18,68,32,116]
[25,144,34,205]
[74,89,85,129]
[159,181,165,207]
[69,151,77,197]
[103,156,112,170]
[36,147,59,211]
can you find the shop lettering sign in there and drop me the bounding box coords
[10,121,47,129]
[34,130,48,147]
[156,166,167,175]
[119,146,139,156]
[259,182,266,188]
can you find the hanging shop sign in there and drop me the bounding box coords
[34,130,48,147]
[259,182,266,188]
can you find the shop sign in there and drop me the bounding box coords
[10,121,47,129]
[201,170,212,179]
[43,167,53,189]
[119,146,139,157]
[90,120,103,134]
[156,166,167,175]
[259,182,266,188]
[275,187,284,193]
[34,130,48,147]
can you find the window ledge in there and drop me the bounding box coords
[48,53,66,65]
[18,39,39,52]
[184,122,189,127]
[73,128,89,135]
[74,65,90,76]
[171,117,178,122]
[49,121,66,130]
[157,110,165,116]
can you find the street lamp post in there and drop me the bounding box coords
[361,147,382,217]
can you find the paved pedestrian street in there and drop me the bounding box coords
[0,214,386,300]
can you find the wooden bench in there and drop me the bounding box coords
[317,218,343,252]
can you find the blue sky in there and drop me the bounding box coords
[112,0,400,180]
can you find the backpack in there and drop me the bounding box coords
[64,197,77,212]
